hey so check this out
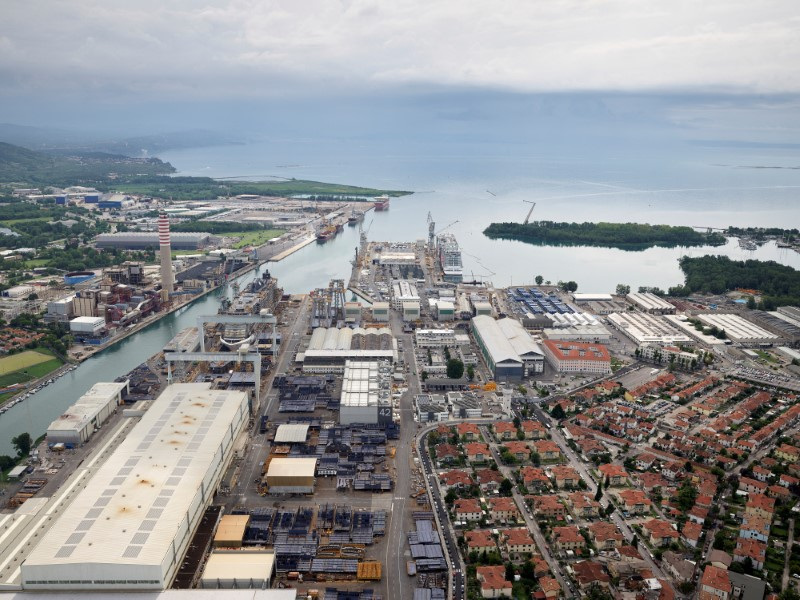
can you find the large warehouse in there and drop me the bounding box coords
[695,313,780,346]
[607,311,694,345]
[264,457,317,494]
[471,315,544,381]
[96,231,209,250]
[625,292,675,314]
[339,360,393,425]
[46,381,129,445]
[300,326,397,373]
[22,383,249,590]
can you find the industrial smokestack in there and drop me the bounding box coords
[158,212,174,298]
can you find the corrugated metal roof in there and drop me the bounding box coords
[273,423,310,443]
[267,457,317,478]
[472,315,522,365]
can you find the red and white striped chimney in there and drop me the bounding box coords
[158,212,174,296]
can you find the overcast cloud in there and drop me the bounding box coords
[1,0,799,100]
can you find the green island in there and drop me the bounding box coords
[483,220,727,250]
[672,255,800,309]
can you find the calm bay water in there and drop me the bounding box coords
[2,138,799,453]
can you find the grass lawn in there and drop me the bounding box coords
[22,258,50,268]
[0,217,52,226]
[0,349,55,375]
[230,229,284,249]
[0,350,63,407]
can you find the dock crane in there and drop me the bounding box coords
[522,200,536,225]
[435,219,459,237]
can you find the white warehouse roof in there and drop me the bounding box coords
[626,292,674,311]
[472,315,523,365]
[266,457,317,478]
[495,316,544,359]
[22,383,249,590]
[273,423,310,443]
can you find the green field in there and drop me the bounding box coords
[230,229,285,249]
[0,350,55,375]
[0,217,52,226]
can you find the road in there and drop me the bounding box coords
[479,425,571,593]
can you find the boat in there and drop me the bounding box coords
[347,211,364,226]
[437,233,464,283]
[316,224,337,243]
[373,194,390,211]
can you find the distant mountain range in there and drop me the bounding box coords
[0,123,241,157]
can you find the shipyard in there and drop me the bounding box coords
[1,186,800,600]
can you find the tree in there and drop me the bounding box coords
[550,404,566,420]
[604,475,610,489]
[595,486,603,501]
[505,562,515,582]
[467,365,475,381]
[446,359,465,379]
[0,455,16,471]
[445,489,457,505]
[421,370,428,381]
[616,284,630,296]
[12,432,32,457]
[531,452,541,467]
[535,275,544,285]
[631,534,638,548]
[499,478,513,495]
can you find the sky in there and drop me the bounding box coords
[1,1,799,139]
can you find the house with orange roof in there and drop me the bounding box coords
[521,420,547,440]
[745,493,775,521]
[439,469,473,489]
[572,560,610,589]
[616,489,652,515]
[435,443,461,465]
[531,556,550,577]
[465,442,491,463]
[538,576,560,599]
[776,443,799,462]
[476,565,512,598]
[533,440,562,462]
[681,521,703,548]
[779,473,799,488]
[588,521,623,550]
[502,527,535,556]
[739,476,768,495]
[567,492,601,519]
[734,538,766,570]
[465,529,497,554]
[598,463,629,486]
[740,515,770,543]
[503,440,530,461]
[475,468,504,492]
[552,525,585,554]
[768,484,790,500]
[699,565,731,600]
[454,498,483,522]
[457,422,481,441]
[642,519,679,547]
[493,421,517,440]
[488,497,520,523]
[533,495,566,520]
[520,466,550,492]
[550,465,580,489]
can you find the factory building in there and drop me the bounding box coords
[339,360,393,425]
[572,293,613,303]
[542,324,611,342]
[626,292,676,314]
[745,310,800,347]
[415,329,471,348]
[391,280,420,309]
[44,296,75,324]
[264,457,317,494]
[371,302,390,322]
[402,300,421,322]
[471,315,545,381]
[542,340,612,375]
[434,300,455,321]
[300,327,397,373]
[607,312,694,346]
[638,344,699,369]
[199,550,275,589]
[46,381,129,446]
[95,231,209,250]
[69,316,108,343]
[21,383,249,590]
[695,314,780,346]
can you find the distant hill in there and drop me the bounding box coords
[0,123,240,156]
[0,141,175,186]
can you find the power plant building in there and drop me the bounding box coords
[21,383,249,590]
[471,315,545,381]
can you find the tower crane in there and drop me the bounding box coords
[434,219,459,236]
[427,212,435,247]
[523,200,536,225]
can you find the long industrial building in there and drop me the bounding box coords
[695,313,780,346]
[607,311,694,346]
[626,292,675,314]
[339,360,393,425]
[471,315,544,381]
[300,326,397,373]
[22,383,249,590]
[542,340,612,375]
[46,381,129,445]
[96,232,209,250]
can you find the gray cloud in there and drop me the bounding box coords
[1,0,799,99]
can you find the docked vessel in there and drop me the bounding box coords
[373,194,390,211]
[437,233,463,283]
[347,210,364,226]
[218,270,282,348]
[316,225,336,243]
